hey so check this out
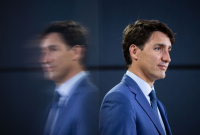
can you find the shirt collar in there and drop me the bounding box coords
[56,71,87,97]
[126,70,154,97]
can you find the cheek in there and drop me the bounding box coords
[56,54,72,68]
[55,53,68,63]
[146,53,159,62]
[144,55,158,69]
[142,53,153,65]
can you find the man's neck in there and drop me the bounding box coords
[128,66,154,87]
[55,68,84,86]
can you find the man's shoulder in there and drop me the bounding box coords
[76,75,98,93]
[107,81,129,95]
[99,81,137,129]
[103,81,135,104]
[74,76,98,104]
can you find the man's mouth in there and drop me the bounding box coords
[42,65,54,71]
[158,65,167,70]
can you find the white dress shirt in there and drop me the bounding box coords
[126,70,166,135]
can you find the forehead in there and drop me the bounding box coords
[145,31,171,47]
[40,32,67,48]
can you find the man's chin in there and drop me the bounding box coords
[154,72,166,80]
[158,72,166,79]
[44,72,54,80]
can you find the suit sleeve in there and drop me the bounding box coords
[99,92,136,135]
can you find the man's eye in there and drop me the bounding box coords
[155,47,160,50]
[50,48,58,51]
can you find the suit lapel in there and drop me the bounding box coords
[122,74,165,135]
[157,101,172,135]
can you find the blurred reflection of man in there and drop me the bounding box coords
[99,19,175,135]
[40,20,98,135]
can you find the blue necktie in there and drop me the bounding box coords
[52,91,61,108]
[149,90,159,119]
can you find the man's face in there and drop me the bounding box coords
[137,31,172,82]
[40,33,74,82]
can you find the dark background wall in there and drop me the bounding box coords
[0,0,200,134]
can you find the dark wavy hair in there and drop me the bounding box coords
[40,20,87,47]
[122,19,175,69]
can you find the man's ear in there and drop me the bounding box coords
[129,44,140,60]
[71,45,86,61]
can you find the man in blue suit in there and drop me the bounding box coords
[99,19,175,135]
[40,20,98,135]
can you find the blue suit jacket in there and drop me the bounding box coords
[99,74,172,135]
[44,75,99,135]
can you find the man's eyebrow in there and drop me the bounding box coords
[156,44,172,49]
[48,45,58,48]
[40,45,58,49]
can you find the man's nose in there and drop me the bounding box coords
[40,52,51,64]
[162,50,171,63]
